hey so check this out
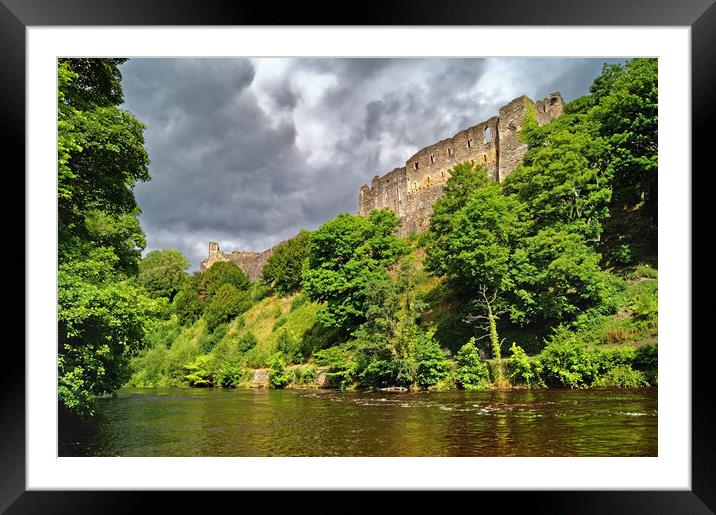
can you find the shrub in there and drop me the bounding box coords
[414,335,450,388]
[184,355,214,387]
[204,283,252,331]
[537,332,598,388]
[268,354,292,389]
[292,365,318,385]
[237,332,258,353]
[273,316,287,331]
[314,346,355,389]
[615,243,633,264]
[508,343,541,387]
[277,329,302,364]
[635,264,658,279]
[290,294,309,312]
[216,362,248,388]
[197,323,228,354]
[633,344,658,371]
[455,338,491,389]
[592,364,648,387]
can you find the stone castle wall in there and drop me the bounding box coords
[199,241,278,281]
[358,93,564,236]
[201,92,564,277]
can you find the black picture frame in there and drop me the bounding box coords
[3,0,715,512]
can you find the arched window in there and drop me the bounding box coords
[485,126,492,144]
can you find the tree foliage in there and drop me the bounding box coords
[57,58,159,415]
[138,249,190,301]
[261,230,310,295]
[302,210,408,337]
[198,261,251,300]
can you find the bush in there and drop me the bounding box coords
[184,355,214,387]
[290,294,309,312]
[292,365,318,385]
[537,333,597,388]
[277,329,302,364]
[455,338,491,389]
[314,346,355,389]
[197,323,228,354]
[237,332,258,353]
[414,335,450,388]
[204,283,252,331]
[633,344,657,371]
[635,264,658,279]
[216,362,248,388]
[615,244,634,264]
[268,354,292,389]
[592,364,648,387]
[508,343,541,387]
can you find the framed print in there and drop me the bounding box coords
[4,0,716,512]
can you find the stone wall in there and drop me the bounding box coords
[358,92,564,236]
[199,241,278,281]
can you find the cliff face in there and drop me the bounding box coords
[358,93,564,236]
[201,92,565,278]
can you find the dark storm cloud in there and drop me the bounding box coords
[120,57,624,270]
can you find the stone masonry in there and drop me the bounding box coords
[358,93,564,236]
[201,92,565,276]
[199,241,277,281]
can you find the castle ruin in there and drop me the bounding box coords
[199,241,277,281]
[358,93,564,236]
[201,92,565,276]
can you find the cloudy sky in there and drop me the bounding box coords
[119,58,625,271]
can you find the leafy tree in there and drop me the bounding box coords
[57,58,158,415]
[198,261,251,300]
[504,109,611,243]
[138,249,190,301]
[414,335,450,388]
[268,354,292,389]
[277,329,302,364]
[173,274,204,326]
[425,162,492,275]
[510,228,610,327]
[262,230,310,295]
[302,210,408,337]
[58,250,168,414]
[203,283,251,331]
[446,184,524,294]
[454,338,490,389]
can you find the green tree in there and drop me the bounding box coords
[198,261,251,300]
[414,335,450,388]
[138,249,190,301]
[173,274,204,326]
[425,162,492,275]
[203,283,251,331]
[57,58,158,415]
[261,230,310,295]
[454,338,491,389]
[510,228,610,327]
[504,109,611,243]
[446,184,524,294]
[302,210,408,337]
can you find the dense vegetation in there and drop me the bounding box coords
[60,59,658,414]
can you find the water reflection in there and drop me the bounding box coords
[59,388,657,457]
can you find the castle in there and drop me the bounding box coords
[201,92,565,277]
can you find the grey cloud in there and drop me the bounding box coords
[120,57,624,270]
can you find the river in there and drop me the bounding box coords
[59,387,657,457]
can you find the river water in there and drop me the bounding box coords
[59,387,657,457]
